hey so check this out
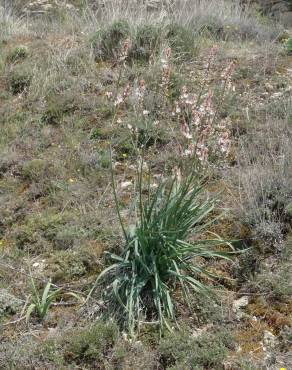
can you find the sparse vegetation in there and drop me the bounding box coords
[0,0,291,369]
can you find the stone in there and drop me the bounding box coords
[0,289,23,316]
[263,330,277,348]
[232,296,249,319]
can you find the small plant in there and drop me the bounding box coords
[287,37,292,54]
[88,164,234,334]
[8,65,31,94]
[6,45,29,63]
[26,277,62,322]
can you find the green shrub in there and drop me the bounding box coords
[6,45,29,63]
[159,328,233,369]
[63,321,119,364]
[91,20,130,61]
[8,65,31,94]
[130,23,162,61]
[88,169,234,333]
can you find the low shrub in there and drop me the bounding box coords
[6,45,29,63]
[233,119,292,249]
[159,328,233,369]
[91,20,130,61]
[7,65,31,94]
[129,23,162,62]
[63,321,119,364]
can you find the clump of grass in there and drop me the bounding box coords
[88,165,234,333]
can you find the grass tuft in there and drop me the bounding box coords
[88,166,235,333]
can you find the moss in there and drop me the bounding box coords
[235,320,271,356]
[12,210,73,253]
[245,297,292,333]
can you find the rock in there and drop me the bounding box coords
[233,296,249,310]
[233,296,249,319]
[22,1,76,16]
[0,289,22,316]
[263,330,277,348]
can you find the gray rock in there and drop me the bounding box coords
[233,296,249,319]
[0,288,23,316]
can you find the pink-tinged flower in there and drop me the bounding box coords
[203,90,214,115]
[123,84,130,98]
[183,142,195,157]
[180,119,192,139]
[196,143,209,162]
[105,91,113,99]
[161,65,171,88]
[165,47,172,59]
[221,60,236,91]
[114,95,123,106]
[118,38,131,62]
